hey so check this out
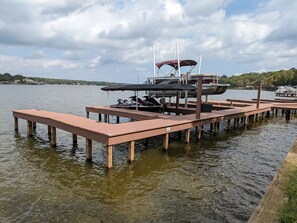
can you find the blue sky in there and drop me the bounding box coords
[0,0,296,83]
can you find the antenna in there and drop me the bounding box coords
[153,46,156,77]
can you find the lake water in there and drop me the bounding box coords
[1,85,296,222]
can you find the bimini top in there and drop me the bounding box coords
[155,60,197,69]
[101,84,196,91]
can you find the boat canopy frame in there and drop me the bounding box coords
[155,59,197,77]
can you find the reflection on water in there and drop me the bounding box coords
[0,86,296,222]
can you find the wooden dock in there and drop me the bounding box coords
[13,99,297,168]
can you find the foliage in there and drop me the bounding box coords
[220,68,297,90]
[278,168,297,223]
[0,73,115,85]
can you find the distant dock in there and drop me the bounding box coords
[13,98,297,168]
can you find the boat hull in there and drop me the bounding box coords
[146,84,228,98]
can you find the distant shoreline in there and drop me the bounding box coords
[0,73,116,86]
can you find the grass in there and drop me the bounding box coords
[279,167,297,223]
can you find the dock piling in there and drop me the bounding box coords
[27,121,33,137]
[196,126,202,140]
[128,141,135,162]
[50,126,56,146]
[163,133,169,150]
[33,122,36,131]
[195,76,203,119]
[73,134,77,145]
[106,145,113,168]
[185,129,190,144]
[286,110,291,120]
[47,125,51,137]
[256,81,262,109]
[227,119,230,130]
[14,117,18,131]
[86,139,92,162]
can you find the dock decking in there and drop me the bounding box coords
[13,99,297,168]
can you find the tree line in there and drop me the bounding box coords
[0,73,114,86]
[220,68,297,90]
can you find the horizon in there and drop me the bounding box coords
[0,0,296,83]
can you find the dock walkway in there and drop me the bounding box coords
[13,100,297,168]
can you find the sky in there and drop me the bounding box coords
[0,0,296,83]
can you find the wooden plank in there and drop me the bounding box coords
[86,106,160,121]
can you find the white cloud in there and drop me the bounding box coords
[0,54,79,73]
[24,50,47,59]
[88,56,101,68]
[0,0,296,81]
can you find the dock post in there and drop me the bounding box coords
[33,122,36,131]
[266,111,270,118]
[128,141,135,162]
[255,114,259,122]
[86,111,89,118]
[196,126,202,140]
[185,129,190,144]
[227,119,230,130]
[248,115,253,123]
[98,113,102,122]
[27,121,33,137]
[106,145,113,168]
[195,76,203,119]
[163,133,169,150]
[286,110,291,120]
[14,117,18,131]
[50,127,56,146]
[116,116,120,124]
[176,88,180,115]
[256,81,262,109]
[86,139,92,162]
[243,116,247,127]
[73,134,77,145]
[210,123,214,131]
[233,119,236,129]
[178,131,182,140]
[104,114,108,123]
[48,125,51,137]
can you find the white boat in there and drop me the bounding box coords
[275,86,297,97]
[145,59,229,98]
